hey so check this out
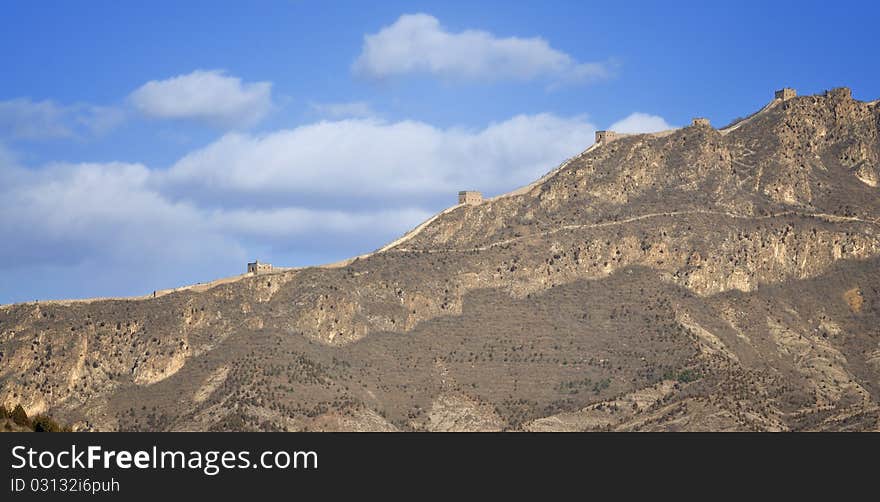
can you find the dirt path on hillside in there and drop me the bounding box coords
[390,209,880,253]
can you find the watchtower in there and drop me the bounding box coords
[691,117,710,127]
[825,87,852,100]
[458,191,483,205]
[247,260,273,275]
[595,130,619,144]
[775,88,797,101]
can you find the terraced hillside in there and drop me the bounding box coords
[1,87,878,431]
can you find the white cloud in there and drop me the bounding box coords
[162,113,596,201]
[0,159,242,301]
[0,112,601,302]
[608,112,674,134]
[352,13,611,84]
[129,70,273,128]
[0,162,430,266]
[0,162,227,264]
[0,99,70,139]
[0,158,428,300]
[76,105,126,136]
[0,98,124,140]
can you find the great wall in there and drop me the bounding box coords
[3,85,879,432]
[0,87,835,310]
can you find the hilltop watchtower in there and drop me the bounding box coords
[691,117,710,127]
[247,260,273,275]
[458,191,483,205]
[775,88,797,101]
[825,87,852,100]
[595,130,619,144]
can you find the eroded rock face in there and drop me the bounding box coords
[0,274,288,419]
[1,89,879,431]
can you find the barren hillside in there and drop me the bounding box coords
[1,87,878,431]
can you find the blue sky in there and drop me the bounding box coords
[1,0,878,303]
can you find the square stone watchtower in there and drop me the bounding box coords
[825,87,852,100]
[458,191,483,205]
[247,260,273,275]
[595,130,619,144]
[775,88,797,101]
[691,117,710,127]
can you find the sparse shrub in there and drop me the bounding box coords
[0,404,8,419]
[592,378,611,394]
[664,368,701,383]
[676,369,700,383]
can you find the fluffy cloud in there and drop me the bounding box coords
[0,156,428,302]
[352,14,611,84]
[0,98,124,140]
[129,70,273,128]
[0,113,594,301]
[0,70,273,141]
[2,110,673,303]
[0,160,434,266]
[0,162,228,266]
[608,112,674,134]
[161,113,597,206]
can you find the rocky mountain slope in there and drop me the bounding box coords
[1,87,878,431]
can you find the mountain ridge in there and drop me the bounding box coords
[3,86,873,307]
[1,87,878,431]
